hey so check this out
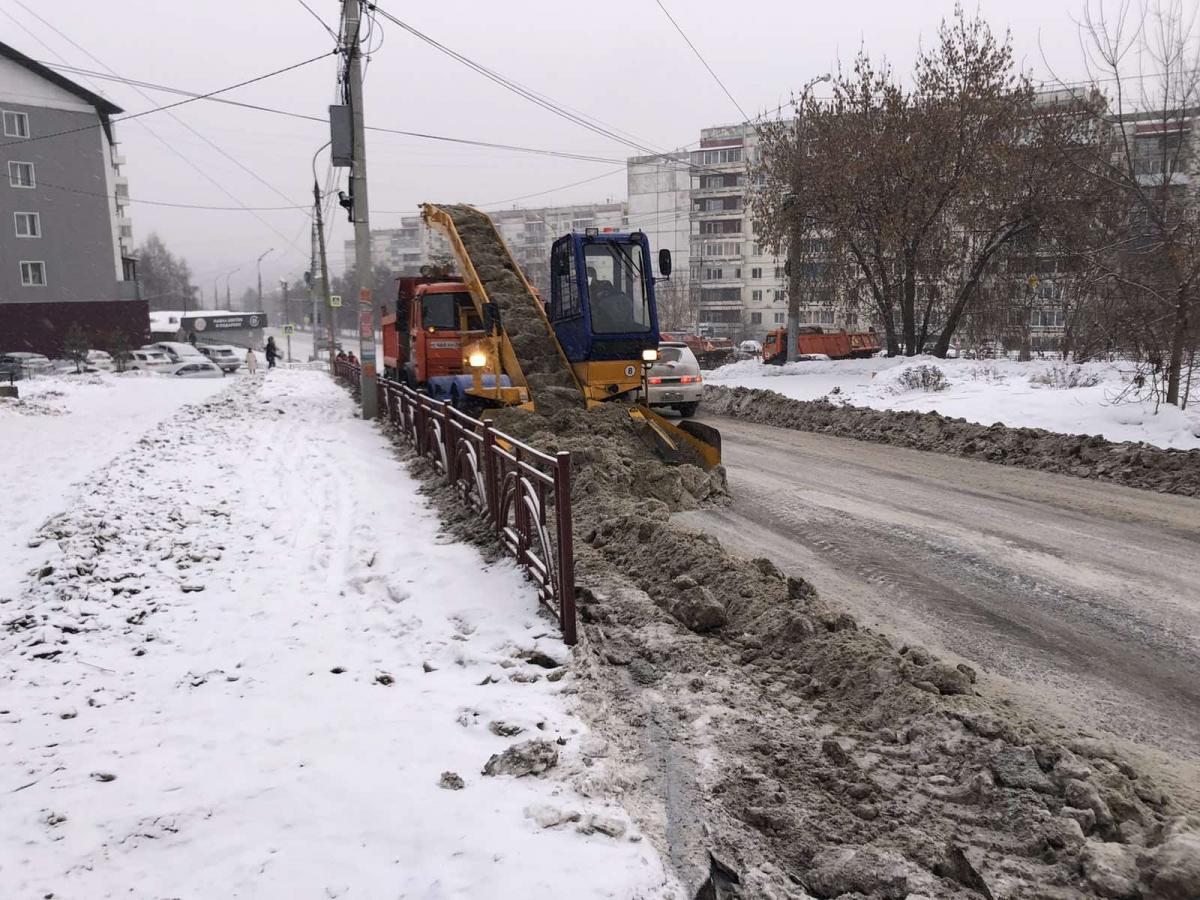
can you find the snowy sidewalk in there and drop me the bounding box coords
[1,370,674,899]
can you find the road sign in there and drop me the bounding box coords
[283,324,296,335]
[329,294,342,308]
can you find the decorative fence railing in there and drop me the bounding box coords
[333,359,576,644]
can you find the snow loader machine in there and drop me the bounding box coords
[414,203,721,469]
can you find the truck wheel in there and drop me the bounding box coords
[676,402,699,418]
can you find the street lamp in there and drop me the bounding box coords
[256,248,274,311]
[223,265,242,309]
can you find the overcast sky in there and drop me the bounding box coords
[5,0,1100,299]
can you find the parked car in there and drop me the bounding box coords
[197,344,242,373]
[146,341,207,364]
[0,354,25,382]
[169,360,224,378]
[735,339,763,361]
[0,352,52,377]
[128,349,175,372]
[87,349,114,371]
[645,342,703,417]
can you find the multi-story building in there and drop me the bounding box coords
[347,214,449,278]
[0,41,143,354]
[627,152,692,329]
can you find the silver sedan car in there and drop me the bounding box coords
[645,342,703,417]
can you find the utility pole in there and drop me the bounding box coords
[314,179,335,366]
[281,279,292,361]
[341,0,378,417]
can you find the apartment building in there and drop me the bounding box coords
[624,125,847,342]
[0,41,142,355]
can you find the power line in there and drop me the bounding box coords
[653,0,749,122]
[7,7,324,261]
[13,1,309,216]
[293,0,340,43]
[365,2,728,177]
[33,176,310,210]
[0,51,335,149]
[34,61,639,166]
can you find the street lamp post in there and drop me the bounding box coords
[223,265,242,308]
[256,248,274,312]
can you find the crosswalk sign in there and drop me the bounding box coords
[283,324,296,335]
[329,294,343,308]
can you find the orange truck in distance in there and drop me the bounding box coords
[761,326,881,364]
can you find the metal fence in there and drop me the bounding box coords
[333,358,576,644]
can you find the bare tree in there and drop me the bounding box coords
[754,7,1096,357]
[1057,0,1200,405]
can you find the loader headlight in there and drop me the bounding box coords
[641,348,658,363]
[468,351,488,368]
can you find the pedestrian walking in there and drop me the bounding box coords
[245,348,258,374]
[265,336,278,369]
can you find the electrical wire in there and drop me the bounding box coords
[365,3,727,177]
[293,0,340,44]
[36,61,637,166]
[8,2,323,259]
[0,51,335,149]
[653,0,748,121]
[32,176,310,210]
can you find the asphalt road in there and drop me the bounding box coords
[678,415,1200,769]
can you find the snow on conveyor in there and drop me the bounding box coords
[1,370,675,899]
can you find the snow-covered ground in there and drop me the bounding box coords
[1,370,675,898]
[0,373,229,593]
[707,356,1200,450]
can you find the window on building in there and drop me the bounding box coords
[3,111,29,138]
[773,312,785,324]
[751,267,762,279]
[699,308,742,323]
[846,312,859,327]
[699,219,741,235]
[8,161,35,188]
[691,147,744,166]
[774,266,785,279]
[20,260,46,286]
[734,268,741,279]
[700,288,742,304]
[122,257,138,282]
[1030,308,1065,328]
[14,212,40,237]
[751,289,763,303]
[774,290,786,302]
[704,267,723,280]
[751,243,761,256]
[750,312,762,324]
[819,309,835,324]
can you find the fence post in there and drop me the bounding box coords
[482,419,497,524]
[442,406,455,484]
[555,450,576,646]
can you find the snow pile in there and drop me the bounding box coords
[707,356,1200,449]
[1,371,675,898]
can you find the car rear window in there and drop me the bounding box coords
[658,348,683,364]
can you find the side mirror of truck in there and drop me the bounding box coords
[659,249,673,278]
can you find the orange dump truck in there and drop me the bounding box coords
[762,327,881,365]
[382,276,517,408]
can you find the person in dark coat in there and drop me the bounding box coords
[265,336,279,369]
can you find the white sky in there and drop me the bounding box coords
[3,0,1099,296]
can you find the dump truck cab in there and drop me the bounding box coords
[549,230,664,401]
[384,276,514,406]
